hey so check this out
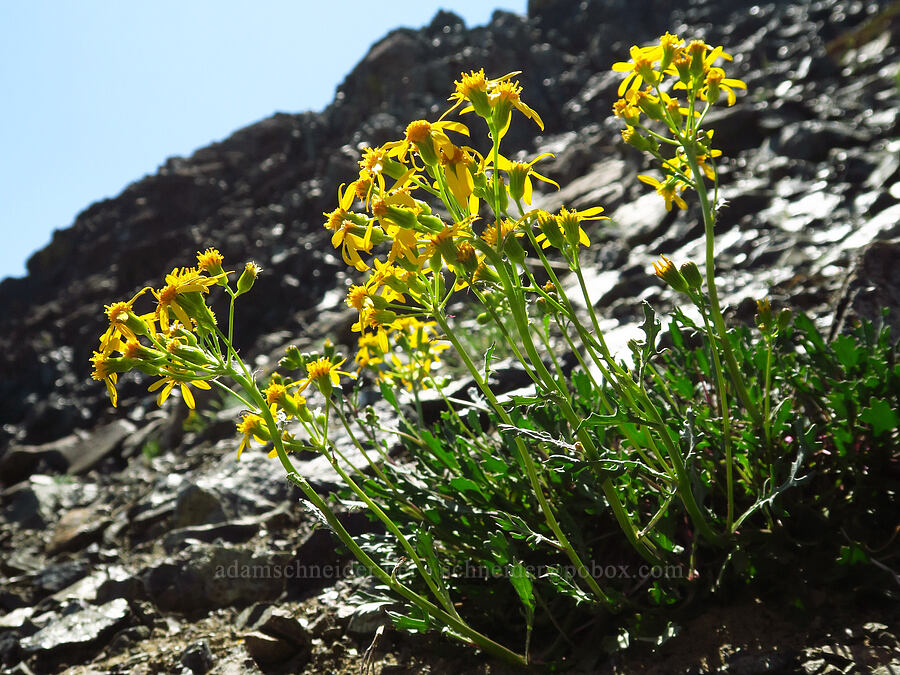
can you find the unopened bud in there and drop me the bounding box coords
[652,255,689,294]
[236,262,261,296]
[680,261,703,291]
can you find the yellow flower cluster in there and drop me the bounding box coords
[323,69,614,373]
[611,33,747,210]
[90,249,231,408]
[354,316,449,390]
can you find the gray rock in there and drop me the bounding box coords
[31,561,89,596]
[61,419,137,475]
[173,483,226,528]
[0,606,35,631]
[180,639,215,674]
[831,239,900,339]
[46,506,111,555]
[0,437,76,487]
[142,544,289,612]
[161,519,261,554]
[19,598,131,664]
[242,631,301,666]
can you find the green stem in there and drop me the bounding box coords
[285,471,526,666]
[683,146,763,432]
[433,312,618,606]
[698,305,734,532]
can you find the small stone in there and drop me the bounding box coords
[180,639,215,674]
[47,506,111,555]
[173,484,226,528]
[0,606,35,631]
[242,631,299,666]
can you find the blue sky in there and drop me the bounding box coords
[0,1,526,281]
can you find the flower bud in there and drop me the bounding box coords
[777,308,793,332]
[236,262,261,296]
[197,248,227,283]
[652,255,689,293]
[622,126,652,152]
[680,261,703,291]
[755,297,773,332]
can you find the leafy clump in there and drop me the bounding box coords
[90,32,898,666]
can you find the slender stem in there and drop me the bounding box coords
[699,306,733,531]
[323,399,462,620]
[433,312,618,606]
[333,403,394,487]
[683,146,763,431]
[285,471,527,666]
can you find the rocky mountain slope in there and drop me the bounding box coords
[1,0,899,672]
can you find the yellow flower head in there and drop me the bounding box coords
[236,413,269,459]
[452,68,492,117]
[489,79,544,138]
[299,357,356,396]
[386,119,468,166]
[638,174,688,211]
[345,284,373,312]
[612,44,665,96]
[147,374,211,410]
[497,152,559,204]
[102,287,151,348]
[153,267,221,330]
[557,206,607,249]
[265,382,287,407]
[196,248,225,275]
[90,351,119,407]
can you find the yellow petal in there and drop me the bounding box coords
[180,383,196,409]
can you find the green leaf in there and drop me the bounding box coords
[449,476,486,497]
[831,335,861,369]
[497,424,578,451]
[509,561,535,612]
[575,409,633,433]
[421,429,460,470]
[794,313,826,352]
[484,342,496,380]
[378,379,398,410]
[837,544,868,566]
[860,398,899,436]
[387,609,432,633]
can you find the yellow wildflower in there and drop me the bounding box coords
[612,44,665,96]
[90,351,119,407]
[153,267,222,330]
[638,175,688,211]
[236,413,269,459]
[386,119,469,166]
[147,374,212,409]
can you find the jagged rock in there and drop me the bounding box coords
[0,1,899,672]
[0,438,76,487]
[237,604,311,651]
[30,561,89,597]
[161,506,291,553]
[142,543,290,612]
[180,639,215,674]
[172,483,226,528]
[46,506,111,555]
[242,631,301,666]
[94,565,146,604]
[19,598,130,667]
[831,239,900,338]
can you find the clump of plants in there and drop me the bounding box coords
[91,34,898,666]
